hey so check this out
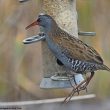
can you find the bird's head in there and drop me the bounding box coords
[26,13,57,32]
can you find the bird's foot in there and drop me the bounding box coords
[79,72,94,90]
[63,79,88,103]
[63,86,87,103]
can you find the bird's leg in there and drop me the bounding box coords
[85,85,88,93]
[63,78,87,103]
[64,83,87,103]
[81,71,94,90]
[87,71,94,85]
[73,72,94,92]
[63,74,79,103]
[63,89,75,103]
[64,73,91,103]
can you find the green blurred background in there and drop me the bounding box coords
[0,0,110,101]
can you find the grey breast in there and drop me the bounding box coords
[45,35,72,69]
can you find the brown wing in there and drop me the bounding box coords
[53,30,103,64]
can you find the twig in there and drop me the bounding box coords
[0,94,96,106]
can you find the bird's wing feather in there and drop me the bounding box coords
[53,30,103,64]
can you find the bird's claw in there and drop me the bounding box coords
[63,78,88,103]
[64,85,88,103]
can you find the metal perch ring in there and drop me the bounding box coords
[23,33,45,44]
[78,31,96,36]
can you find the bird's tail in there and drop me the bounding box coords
[101,64,110,71]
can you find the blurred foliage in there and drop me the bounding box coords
[0,0,110,101]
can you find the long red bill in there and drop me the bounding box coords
[25,21,38,30]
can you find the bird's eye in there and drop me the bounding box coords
[37,18,41,22]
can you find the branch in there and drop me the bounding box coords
[0,94,95,106]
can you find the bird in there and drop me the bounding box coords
[26,13,110,102]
